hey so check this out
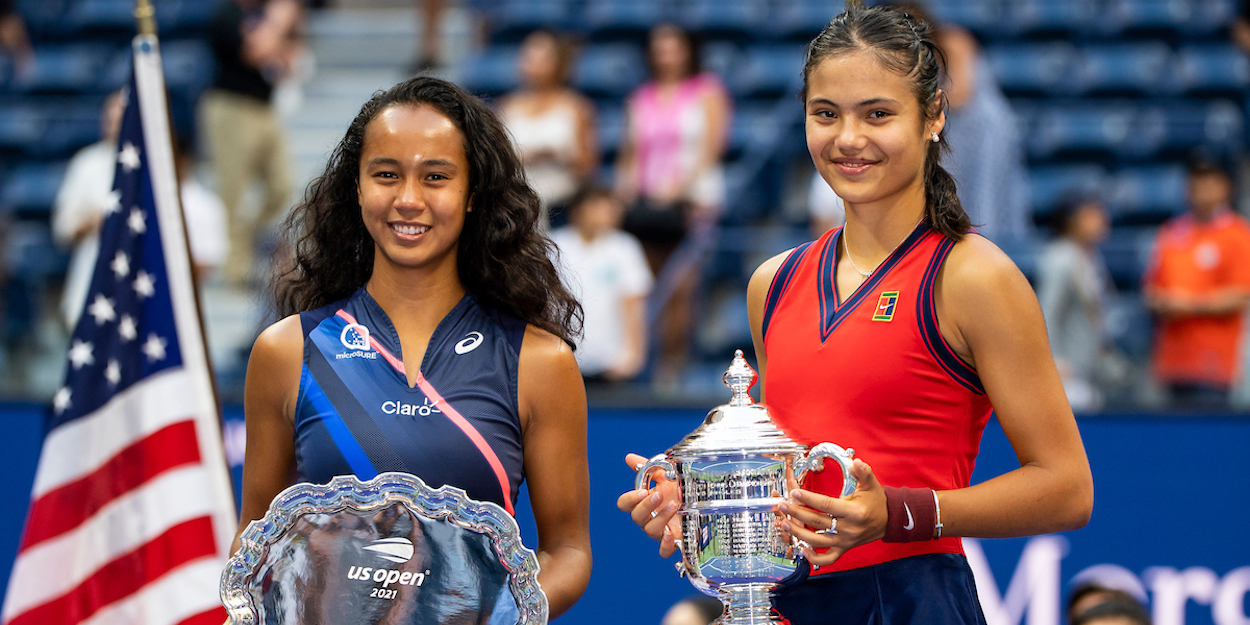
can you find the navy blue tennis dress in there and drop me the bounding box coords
[294,287,526,515]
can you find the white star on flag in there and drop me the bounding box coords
[87,294,117,325]
[52,387,71,415]
[111,252,130,279]
[118,142,141,171]
[141,333,167,362]
[128,207,146,234]
[103,189,122,215]
[118,315,137,342]
[133,270,155,298]
[68,340,94,370]
[104,359,121,386]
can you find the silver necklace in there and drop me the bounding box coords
[842,219,923,279]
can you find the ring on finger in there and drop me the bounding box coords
[650,510,658,519]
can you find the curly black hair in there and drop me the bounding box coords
[272,76,583,347]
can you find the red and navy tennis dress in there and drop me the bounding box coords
[762,223,992,624]
[293,287,526,515]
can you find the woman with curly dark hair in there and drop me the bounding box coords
[236,76,591,617]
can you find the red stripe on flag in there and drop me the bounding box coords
[175,606,228,625]
[20,420,202,550]
[7,516,218,625]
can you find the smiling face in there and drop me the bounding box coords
[805,50,943,213]
[357,104,471,274]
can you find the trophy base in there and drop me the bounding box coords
[712,583,781,624]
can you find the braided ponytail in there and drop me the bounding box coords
[802,2,972,241]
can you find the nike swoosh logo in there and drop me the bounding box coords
[903,503,914,530]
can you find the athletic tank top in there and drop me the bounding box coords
[294,287,527,515]
[762,223,993,574]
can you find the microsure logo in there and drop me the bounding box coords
[337,323,378,360]
[347,538,430,600]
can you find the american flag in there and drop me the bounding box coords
[2,35,236,625]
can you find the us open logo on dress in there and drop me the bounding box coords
[346,538,430,599]
[337,322,378,360]
[872,291,900,322]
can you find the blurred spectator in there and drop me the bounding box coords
[901,4,1030,242]
[615,23,731,385]
[412,0,443,73]
[809,170,846,237]
[1036,196,1118,411]
[1067,584,1148,624]
[499,30,597,227]
[661,595,724,625]
[550,187,651,382]
[200,0,300,286]
[53,91,125,329]
[172,136,229,283]
[1072,600,1152,625]
[0,0,30,70]
[1144,161,1250,409]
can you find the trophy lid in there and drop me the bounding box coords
[666,350,809,459]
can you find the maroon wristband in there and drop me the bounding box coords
[882,486,937,543]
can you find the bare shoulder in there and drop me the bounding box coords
[251,313,304,367]
[941,234,1032,303]
[244,313,305,424]
[747,249,796,304]
[517,325,585,430]
[519,325,578,370]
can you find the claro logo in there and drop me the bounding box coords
[346,538,430,598]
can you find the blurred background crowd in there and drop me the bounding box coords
[1,0,1249,414]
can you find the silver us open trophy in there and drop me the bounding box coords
[221,472,547,625]
[635,350,856,624]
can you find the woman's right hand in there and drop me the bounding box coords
[616,453,683,557]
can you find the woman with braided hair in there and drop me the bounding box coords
[619,4,1092,622]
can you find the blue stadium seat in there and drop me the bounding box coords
[1027,164,1107,217]
[727,44,805,100]
[583,0,673,41]
[572,43,646,99]
[985,42,1076,96]
[15,0,71,42]
[1171,45,1250,96]
[1030,104,1137,161]
[1144,99,1243,158]
[457,46,520,98]
[0,104,45,154]
[1099,0,1234,38]
[162,0,224,37]
[487,0,573,44]
[678,0,769,42]
[925,0,1004,36]
[157,40,215,98]
[65,0,135,36]
[1100,228,1154,290]
[11,44,118,93]
[0,160,68,215]
[701,42,740,83]
[596,104,624,163]
[1106,164,1188,223]
[1073,43,1172,96]
[768,0,836,41]
[1000,0,1096,38]
[726,104,783,161]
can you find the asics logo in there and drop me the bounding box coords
[454,331,484,355]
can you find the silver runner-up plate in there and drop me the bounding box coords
[220,472,547,625]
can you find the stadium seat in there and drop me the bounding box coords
[0,160,68,216]
[768,0,836,41]
[1106,164,1188,223]
[984,42,1076,97]
[457,46,521,98]
[925,0,1003,36]
[1029,104,1137,161]
[583,0,673,41]
[15,0,71,42]
[1000,0,1096,39]
[65,0,135,37]
[1144,99,1243,158]
[11,44,118,94]
[0,104,44,154]
[726,104,784,161]
[701,41,740,83]
[595,104,624,164]
[487,0,573,44]
[1100,227,1155,290]
[727,44,806,100]
[1027,164,1108,218]
[1171,44,1250,96]
[572,43,646,99]
[678,0,769,43]
[156,39,215,98]
[1099,0,1234,38]
[1073,43,1172,96]
[162,0,224,37]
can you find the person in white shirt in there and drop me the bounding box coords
[550,187,652,381]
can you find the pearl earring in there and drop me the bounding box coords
[931,131,940,143]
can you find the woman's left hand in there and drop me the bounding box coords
[776,459,888,567]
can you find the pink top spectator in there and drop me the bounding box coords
[628,72,729,209]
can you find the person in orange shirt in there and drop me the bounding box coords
[1144,160,1250,408]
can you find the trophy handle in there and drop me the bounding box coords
[634,454,678,491]
[795,443,857,498]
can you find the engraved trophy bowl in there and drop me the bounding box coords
[635,350,856,624]
[221,472,547,625]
